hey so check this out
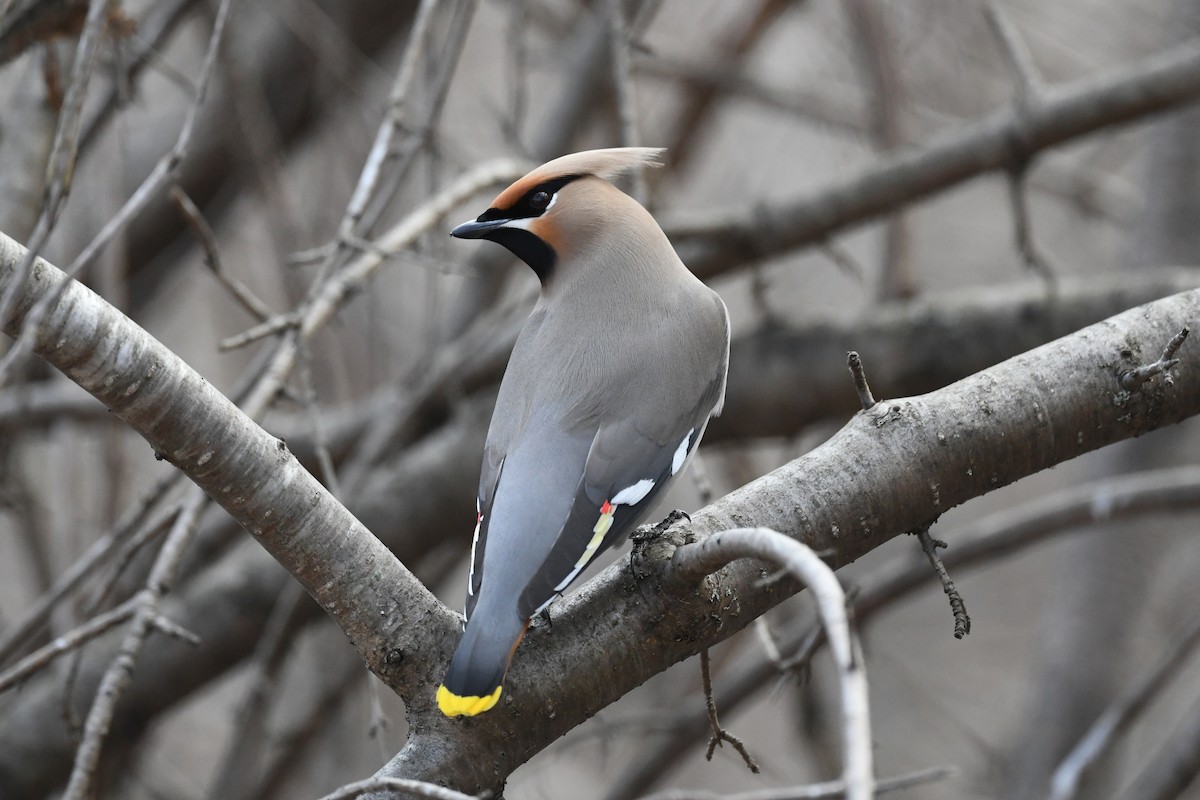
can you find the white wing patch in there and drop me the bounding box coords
[612,478,655,505]
[671,428,696,475]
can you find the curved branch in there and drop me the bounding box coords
[671,528,872,800]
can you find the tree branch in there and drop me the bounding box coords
[365,289,1200,795]
[0,230,458,702]
[666,39,1200,280]
[4,224,1200,796]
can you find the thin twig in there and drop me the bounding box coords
[219,312,301,351]
[0,0,113,340]
[753,616,784,667]
[0,599,136,693]
[0,472,182,666]
[501,0,529,149]
[913,524,970,639]
[77,0,199,153]
[170,186,274,322]
[981,0,1042,104]
[235,158,527,420]
[1119,325,1190,391]
[62,487,208,800]
[340,0,442,234]
[0,0,237,385]
[607,0,646,204]
[657,1,792,174]
[79,500,181,617]
[297,343,343,499]
[1049,608,1200,800]
[636,765,955,800]
[847,352,876,411]
[148,613,201,645]
[981,1,1061,288]
[1006,167,1061,287]
[844,0,913,300]
[208,581,308,800]
[700,648,759,773]
[355,0,479,237]
[817,239,866,283]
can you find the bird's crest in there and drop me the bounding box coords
[492,147,664,209]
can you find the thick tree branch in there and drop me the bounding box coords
[666,39,1200,280]
[716,269,1200,439]
[5,224,1200,797]
[604,464,1200,800]
[365,289,1200,795]
[0,230,457,699]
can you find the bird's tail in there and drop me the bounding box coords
[438,611,528,717]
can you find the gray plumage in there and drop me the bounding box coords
[439,148,729,717]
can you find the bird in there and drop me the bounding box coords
[437,147,729,718]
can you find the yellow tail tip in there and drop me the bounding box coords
[437,683,502,717]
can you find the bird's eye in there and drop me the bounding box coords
[530,191,551,210]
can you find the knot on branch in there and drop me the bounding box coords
[630,509,694,585]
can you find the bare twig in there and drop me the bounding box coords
[817,239,866,283]
[844,0,913,300]
[0,0,113,338]
[0,599,136,693]
[1049,608,1200,800]
[297,343,343,499]
[913,525,970,639]
[170,186,273,322]
[208,581,308,800]
[62,487,208,800]
[753,616,784,667]
[657,0,792,173]
[980,0,1043,103]
[700,648,759,772]
[1119,325,1190,391]
[234,158,526,419]
[981,3,1061,287]
[219,312,300,351]
[0,0,237,385]
[671,528,874,800]
[340,0,441,235]
[636,765,954,800]
[846,351,876,411]
[640,52,865,140]
[1006,168,1063,286]
[77,0,200,153]
[607,0,646,204]
[355,0,479,237]
[0,472,182,666]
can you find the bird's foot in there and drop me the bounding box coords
[630,508,690,543]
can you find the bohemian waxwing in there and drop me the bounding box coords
[438,147,730,717]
